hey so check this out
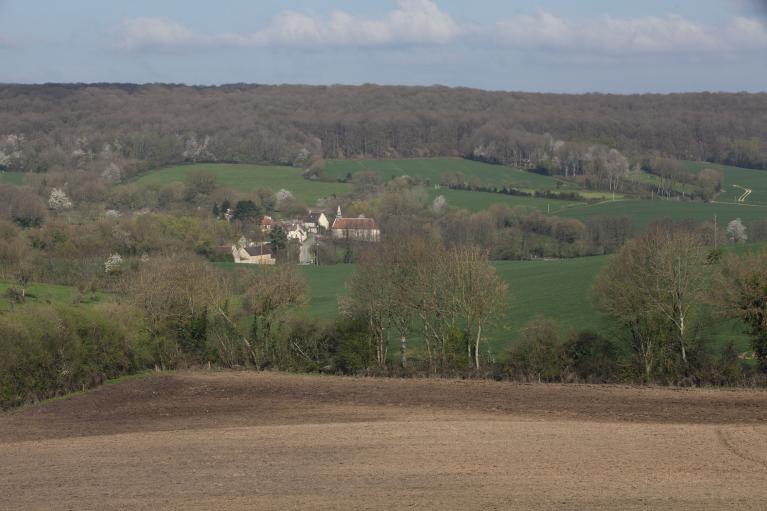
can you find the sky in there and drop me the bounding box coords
[0,0,766,93]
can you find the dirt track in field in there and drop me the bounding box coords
[2,372,767,510]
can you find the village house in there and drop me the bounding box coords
[304,209,330,233]
[330,206,381,242]
[258,215,274,232]
[232,242,275,265]
[283,222,308,244]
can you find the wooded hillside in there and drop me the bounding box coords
[1,84,766,176]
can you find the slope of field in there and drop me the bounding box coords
[557,198,767,229]
[130,163,350,205]
[0,171,24,185]
[2,372,766,510]
[324,157,570,190]
[685,161,767,204]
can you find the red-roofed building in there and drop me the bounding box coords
[259,216,274,232]
[330,206,380,242]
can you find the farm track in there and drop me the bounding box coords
[2,372,767,510]
[733,184,753,203]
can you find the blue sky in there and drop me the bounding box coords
[0,0,766,92]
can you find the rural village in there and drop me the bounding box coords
[230,206,380,265]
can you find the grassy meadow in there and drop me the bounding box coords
[323,158,572,190]
[556,198,767,229]
[0,281,105,312]
[429,188,581,213]
[130,163,350,205]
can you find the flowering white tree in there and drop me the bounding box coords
[104,253,124,274]
[48,188,72,211]
[101,162,122,183]
[275,189,294,203]
[727,218,748,243]
[430,195,447,213]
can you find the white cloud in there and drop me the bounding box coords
[116,2,767,54]
[493,11,767,54]
[118,17,198,51]
[118,0,463,52]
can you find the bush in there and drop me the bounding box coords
[561,331,621,383]
[0,304,152,409]
[505,318,564,382]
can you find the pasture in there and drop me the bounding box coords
[130,163,350,205]
[429,188,581,213]
[323,157,571,190]
[0,280,104,312]
[556,198,767,229]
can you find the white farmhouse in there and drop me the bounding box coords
[232,243,275,265]
[304,209,330,233]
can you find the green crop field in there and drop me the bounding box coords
[556,198,767,229]
[291,256,752,354]
[218,259,604,351]
[324,157,573,190]
[684,161,767,205]
[130,163,350,205]
[0,171,24,185]
[429,188,581,213]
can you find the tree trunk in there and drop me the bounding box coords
[679,312,687,364]
[400,335,407,368]
[474,323,482,370]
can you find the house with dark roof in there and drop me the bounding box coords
[232,242,275,265]
[304,209,330,232]
[330,206,381,242]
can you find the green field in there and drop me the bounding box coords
[556,198,767,229]
[291,257,751,354]
[430,188,581,213]
[324,158,572,190]
[684,161,767,205]
[307,258,606,351]
[0,171,24,185]
[0,281,105,312]
[219,259,604,351]
[130,164,350,205]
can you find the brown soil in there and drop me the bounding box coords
[1,372,767,510]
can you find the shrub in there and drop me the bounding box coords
[0,304,152,409]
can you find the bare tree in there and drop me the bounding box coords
[594,224,706,373]
[445,246,509,369]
